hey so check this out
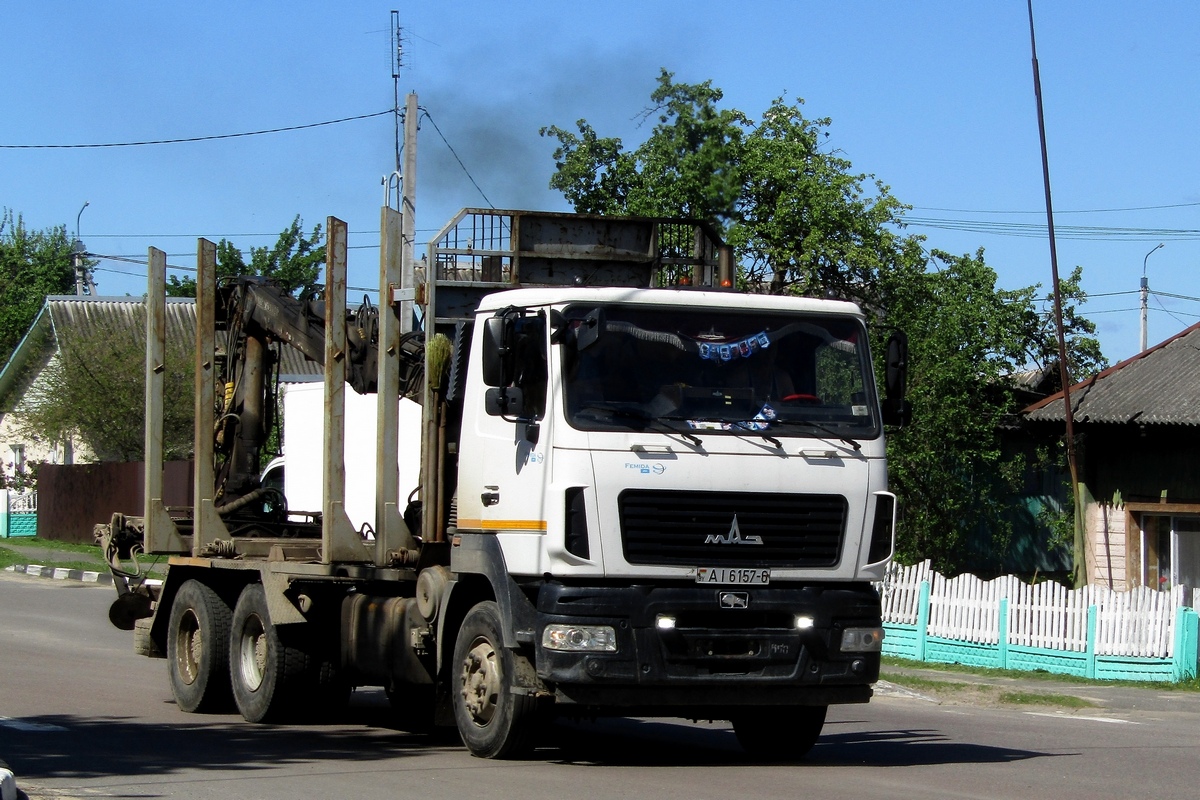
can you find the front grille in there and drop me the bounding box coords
[619,489,846,568]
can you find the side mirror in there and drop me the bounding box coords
[481,316,510,387]
[884,331,908,400]
[882,331,911,427]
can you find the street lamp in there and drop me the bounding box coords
[72,201,91,296]
[1140,243,1164,352]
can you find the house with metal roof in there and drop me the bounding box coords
[0,295,321,472]
[1023,321,1200,592]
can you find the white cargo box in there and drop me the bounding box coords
[280,381,422,535]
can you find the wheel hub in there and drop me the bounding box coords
[238,613,268,692]
[176,609,201,685]
[459,637,500,726]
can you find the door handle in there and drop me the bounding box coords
[481,486,500,507]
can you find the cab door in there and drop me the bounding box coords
[455,308,552,575]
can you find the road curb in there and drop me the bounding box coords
[4,563,114,585]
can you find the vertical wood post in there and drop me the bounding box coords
[144,248,186,553]
[192,238,229,554]
[322,217,370,563]
[375,205,416,565]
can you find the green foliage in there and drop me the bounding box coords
[12,311,194,461]
[736,97,916,302]
[542,72,1108,575]
[542,75,918,306]
[0,460,39,491]
[542,69,747,222]
[0,209,80,365]
[167,215,324,297]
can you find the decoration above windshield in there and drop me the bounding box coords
[697,331,771,362]
[560,305,879,440]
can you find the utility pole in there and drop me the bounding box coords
[1027,0,1088,587]
[72,201,94,296]
[1140,243,1163,352]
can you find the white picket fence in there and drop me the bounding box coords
[881,560,1189,659]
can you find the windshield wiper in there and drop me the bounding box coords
[773,417,862,451]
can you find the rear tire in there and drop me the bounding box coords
[731,705,827,761]
[452,601,541,758]
[229,583,306,723]
[167,579,233,713]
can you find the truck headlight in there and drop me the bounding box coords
[542,624,618,652]
[840,627,884,652]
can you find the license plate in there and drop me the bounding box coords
[694,567,770,585]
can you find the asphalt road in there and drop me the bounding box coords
[3,570,1199,800]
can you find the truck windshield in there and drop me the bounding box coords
[559,305,880,439]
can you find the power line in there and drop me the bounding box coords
[84,227,445,239]
[420,109,496,209]
[912,200,1200,215]
[903,216,1200,241]
[0,110,392,149]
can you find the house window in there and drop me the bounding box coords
[1141,514,1200,591]
[9,444,24,473]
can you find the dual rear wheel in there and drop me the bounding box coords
[166,580,336,723]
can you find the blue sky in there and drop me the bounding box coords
[3,1,1198,364]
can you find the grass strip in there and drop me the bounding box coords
[883,655,1200,693]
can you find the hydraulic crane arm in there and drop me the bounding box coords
[211,277,423,509]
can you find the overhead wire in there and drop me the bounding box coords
[902,216,1200,241]
[0,110,393,149]
[912,200,1200,215]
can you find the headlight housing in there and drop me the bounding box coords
[542,624,618,652]
[840,627,884,653]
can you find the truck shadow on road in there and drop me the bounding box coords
[542,717,1060,768]
[0,703,1062,782]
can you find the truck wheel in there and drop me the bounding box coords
[452,601,541,758]
[731,705,827,761]
[167,579,233,713]
[229,583,305,723]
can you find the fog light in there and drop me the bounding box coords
[840,627,884,652]
[795,615,815,630]
[656,615,677,630]
[542,624,617,652]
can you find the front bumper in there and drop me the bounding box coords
[533,582,881,710]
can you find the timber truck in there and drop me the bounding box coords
[99,205,909,760]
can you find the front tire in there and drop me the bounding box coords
[229,583,306,723]
[731,705,827,761]
[452,601,541,758]
[167,579,232,713]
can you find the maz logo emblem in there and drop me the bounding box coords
[704,515,763,545]
[719,592,749,609]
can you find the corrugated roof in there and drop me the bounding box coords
[1023,321,1200,426]
[0,296,321,406]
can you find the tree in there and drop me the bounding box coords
[543,72,1107,574]
[0,210,81,365]
[880,251,1103,572]
[542,69,747,223]
[12,311,194,461]
[167,215,324,297]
